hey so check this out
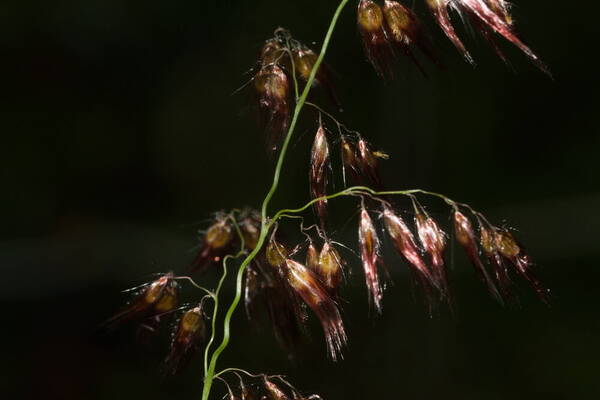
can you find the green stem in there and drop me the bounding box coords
[203,216,245,375]
[201,1,350,399]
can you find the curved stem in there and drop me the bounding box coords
[201,2,351,399]
[203,216,245,375]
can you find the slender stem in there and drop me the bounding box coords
[203,216,245,375]
[201,2,350,399]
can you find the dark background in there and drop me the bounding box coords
[2,1,598,399]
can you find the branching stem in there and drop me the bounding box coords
[200,1,350,399]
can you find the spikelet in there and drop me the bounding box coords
[259,38,286,67]
[458,0,550,74]
[358,205,384,313]
[453,210,503,302]
[292,44,340,108]
[284,259,347,360]
[382,0,441,75]
[316,240,344,293]
[254,63,291,152]
[382,205,438,305]
[190,214,234,273]
[340,136,361,186]
[357,0,395,79]
[100,272,177,332]
[426,0,475,64]
[163,304,207,376]
[309,125,330,226]
[239,209,262,250]
[479,223,514,300]
[415,208,450,298]
[493,229,550,303]
[244,260,304,356]
[356,138,383,189]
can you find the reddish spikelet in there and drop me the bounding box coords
[292,44,340,108]
[239,209,261,250]
[494,229,550,304]
[383,206,438,293]
[382,0,442,75]
[101,273,177,332]
[244,264,261,323]
[259,38,286,68]
[426,0,475,64]
[264,377,291,400]
[415,210,450,297]
[265,273,306,356]
[266,238,289,268]
[254,64,291,152]
[284,259,347,360]
[245,261,304,355]
[358,206,384,313]
[191,215,234,273]
[458,0,550,74]
[357,0,395,79]
[357,138,383,189]
[340,137,361,186]
[310,125,330,226]
[306,240,320,272]
[163,304,207,376]
[479,224,514,300]
[317,240,344,292]
[453,210,503,302]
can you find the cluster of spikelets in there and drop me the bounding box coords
[180,126,549,362]
[253,28,338,153]
[99,272,209,376]
[357,0,550,77]
[219,373,323,400]
[101,2,550,398]
[254,1,548,154]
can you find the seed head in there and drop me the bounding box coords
[310,125,330,226]
[153,279,180,313]
[426,0,549,74]
[317,241,344,292]
[382,1,440,75]
[383,206,438,295]
[240,209,262,250]
[164,304,207,376]
[266,239,289,268]
[191,215,234,273]
[453,210,502,302]
[292,45,340,108]
[260,38,286,68]
[358,206,384,313]
[244,262,304,355]
[357,0,395,79]
[254,64,291,152]
[357,138,383,189]
[415,209,449,297]
[479,223,513,301]
[284,259,347,360]
[494,229,550,303]
[101,272,177,332]
[340,137,361,186]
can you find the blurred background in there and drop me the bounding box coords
[2,0,599,399]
